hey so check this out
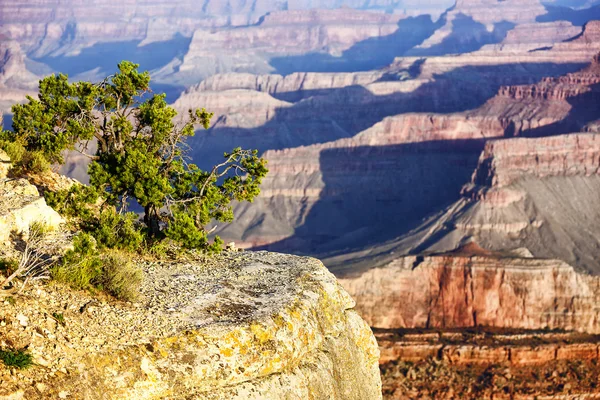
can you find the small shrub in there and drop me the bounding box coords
[0,139,25,165]
[141,237,174,259]
[98,251,143,302]
[1,222,54,293]
[53,234,142,301]
[21,150,50,174]
[52,233,102,290]
[51,312,66,326]
[0,348,33,369]
[0,133,49,175]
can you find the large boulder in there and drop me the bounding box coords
[0,177,64,245]
[0,251,382,399]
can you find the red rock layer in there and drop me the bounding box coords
[339,254,600,332]
[377,331,600,365]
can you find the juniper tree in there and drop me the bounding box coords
[5,61,268,251]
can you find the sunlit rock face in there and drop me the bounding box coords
[0,0,450,58]
[339,245,600,332]
[0,252,382,399]
[196,51,599,260]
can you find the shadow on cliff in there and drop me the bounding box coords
[268,12,516,75]
[406,15,515,57]
[225,62,590,260]
[254,139,486,256]
[268,15,442,74]
[536,4,600,26]
[36,35,191,103]
[521,81,600,137]
[190,61,585,169]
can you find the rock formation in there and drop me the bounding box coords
[414,0,547,55]
[0,151,64,245]
[0,0,449,59]
[339,244,600,332]
[0,251,381,399]
[378,329,600,399]
[199,51,600,262]
[341,133,600,274]
[0,42,40,114]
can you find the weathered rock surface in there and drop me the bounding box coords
[0,252,381,399]
[0,152,64,244]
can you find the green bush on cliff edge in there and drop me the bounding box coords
[1,61,267,300]
[3,61,268,253]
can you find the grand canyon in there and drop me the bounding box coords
[3,0,600,398]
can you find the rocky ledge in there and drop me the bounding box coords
[0,252,381,399]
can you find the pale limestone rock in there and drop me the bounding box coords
[0,150,10,180]
[0,177,64,244]
[0,252,381,399]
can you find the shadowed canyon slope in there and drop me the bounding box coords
[201,48,600,262]
[332,133,600,275]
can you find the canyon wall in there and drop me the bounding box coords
[339,249,600,331]
[204,51,599,257]
[471,133,600,187]
[0,0,450,59]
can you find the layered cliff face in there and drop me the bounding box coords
[462,52,600,136]
[173,9,442,85]
[0,0,450,60]
[0,251,382,399]
[395,20,600,80]
[329,133,600,275]
[379,328,600,399]
[339,245,600,331]
[414,0,547,55]
[203,52,600,256]
[0,42,41,114]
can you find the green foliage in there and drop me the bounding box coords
[0,133,26,165]
[0,132,49,174]
[45,185,99,220]
[52,233,102,290]
[46,187,143,251]
[52,312,66,326]
[96,251,142,302]
[92,209,144,251]
[0,348,33,369]
[15,61,268,252]
[52,233,142,301]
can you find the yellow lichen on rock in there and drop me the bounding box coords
[0,252,381,399]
